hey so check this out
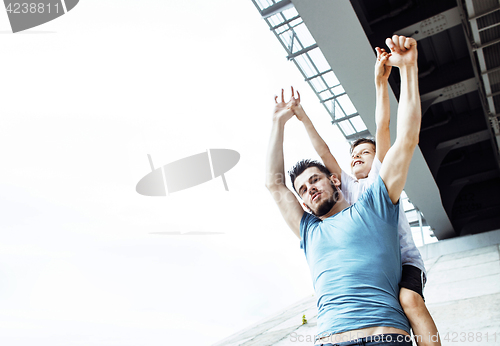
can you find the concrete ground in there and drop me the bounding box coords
[213,229,500,346]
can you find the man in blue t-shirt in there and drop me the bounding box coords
[265,35,422,346]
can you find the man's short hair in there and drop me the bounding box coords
[289,159,331,193]
[350,138,376,154]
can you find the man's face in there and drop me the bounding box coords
[294,167,339,217]
[351,143,376,179]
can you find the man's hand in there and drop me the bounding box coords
[375,47,392,84]
[288,87,308,122]
[266,87,305,238]
[274,88,295,123]
[385,35,417,68]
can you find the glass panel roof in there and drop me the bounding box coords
[318,90,331,100]
[308,48,331,73]
[339,119,356,136]
[350,115,368,132]
[322,71,340,87]
[331,85,345,95]
[294,23,316,48]
[294,54,317,78]
[254,0,369,140]
[323,100,336,114]
[282,7,298,19]
[267,14,283,27]
[337,95,357,115]
[309,77,327,93]
[254,0,273,10]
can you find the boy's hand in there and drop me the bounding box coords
[273,88,294,123]
[385,35,418,68]
[375,47,392,83]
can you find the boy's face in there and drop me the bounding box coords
[351,143,376,179]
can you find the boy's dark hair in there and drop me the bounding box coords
[289,159,331,193]
[350,138,376,154]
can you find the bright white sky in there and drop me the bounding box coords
[0,1,434,345]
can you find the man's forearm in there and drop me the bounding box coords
[396,66,421,149]
[265,117,287,189]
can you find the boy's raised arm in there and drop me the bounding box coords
[374,47,392,163]
[291,89,343,180]
[265,89,305,239]
[379,36,422,204]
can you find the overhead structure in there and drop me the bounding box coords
[349,0,500,237]
[252,0,500,239]
[251,0,370,141]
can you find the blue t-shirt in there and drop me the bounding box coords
[300,176,410,338]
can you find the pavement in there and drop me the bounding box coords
[213,229,500,346]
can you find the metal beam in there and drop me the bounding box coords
[435,129,491,150]
[420,78,478,106]
[468,6,500,20]
[450,169,499,186]
[490,114,500,153]
[304,69,333,81]
[270,15,301,31]
[487,90,500,98]
[286,43,318,60]
[481,65,500,75]
[331,112,360,123]
[420,113,452,131]
[472,37,500,51]
[320,92,347,103]
[260,0,293,19]
[477,21,500,32]
[345,130,371,141]
[464,0,498,115]
[316,84,342,94]
[394,7,462,41]
[458,0,500,174]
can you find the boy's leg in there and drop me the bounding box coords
[399,265,441,346]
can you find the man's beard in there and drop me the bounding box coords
[311,182,339,217]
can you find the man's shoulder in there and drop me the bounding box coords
[356,175,390,205]
[300,211,320,250]
[300,211,320,231]
[301,211,317,223]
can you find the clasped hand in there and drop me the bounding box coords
[384,35,418,68]
[273,86,304,122]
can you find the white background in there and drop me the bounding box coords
[0,1,356,345]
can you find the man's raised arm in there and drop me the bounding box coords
[265,89,305,239]
[379,35,421,204]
